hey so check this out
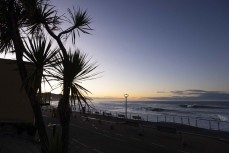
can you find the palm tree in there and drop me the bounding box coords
[0,1,50,152]
[1,1,95,152]
[23,36,58,95]
[47,50,98,153]
[23,36,61,152]
[23,1,94,152]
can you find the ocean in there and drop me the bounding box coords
[51,100,229,132]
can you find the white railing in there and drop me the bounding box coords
[43,106,229,132]
[85,109,229,132]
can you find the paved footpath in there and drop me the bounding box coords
[43,112,229,153]
[0,132,40,153]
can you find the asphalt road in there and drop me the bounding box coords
[43,113,229,153]
[70,122,166,153]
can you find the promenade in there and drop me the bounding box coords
[43,111,229,153]
[1,110,229,153]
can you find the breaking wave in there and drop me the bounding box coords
[217,114,228,121]
[142,107,167,112]
[179,104,225,109]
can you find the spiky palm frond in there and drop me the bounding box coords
[22,0,61,35]
[0,0,12,53]
[58,8,92,44]
[0,0,25,53]
[23,36,59,91]
[0,26,14,53]
[48,49,98,107]
[24,36,58,68]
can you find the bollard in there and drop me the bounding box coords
[48,123,57,137]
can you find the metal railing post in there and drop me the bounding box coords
[209,120,211,130]
[218,121,220,131]
[93,108,229,132]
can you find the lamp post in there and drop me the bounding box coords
[124,94,129,119]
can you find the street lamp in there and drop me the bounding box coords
[124,94,129,119]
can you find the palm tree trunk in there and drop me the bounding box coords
[9,1,49,152]
[14,31,50,153]
[14,44,50,153]
[58,84,71,153]
[45,23,72,153]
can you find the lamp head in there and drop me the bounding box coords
[124,94,129,98]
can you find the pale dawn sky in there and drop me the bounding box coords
[1,0,229,100]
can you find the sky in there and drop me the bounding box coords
[1,0,229,101]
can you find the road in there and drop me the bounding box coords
[43,113,229,153]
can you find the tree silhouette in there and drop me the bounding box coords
[0,0,97,153]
